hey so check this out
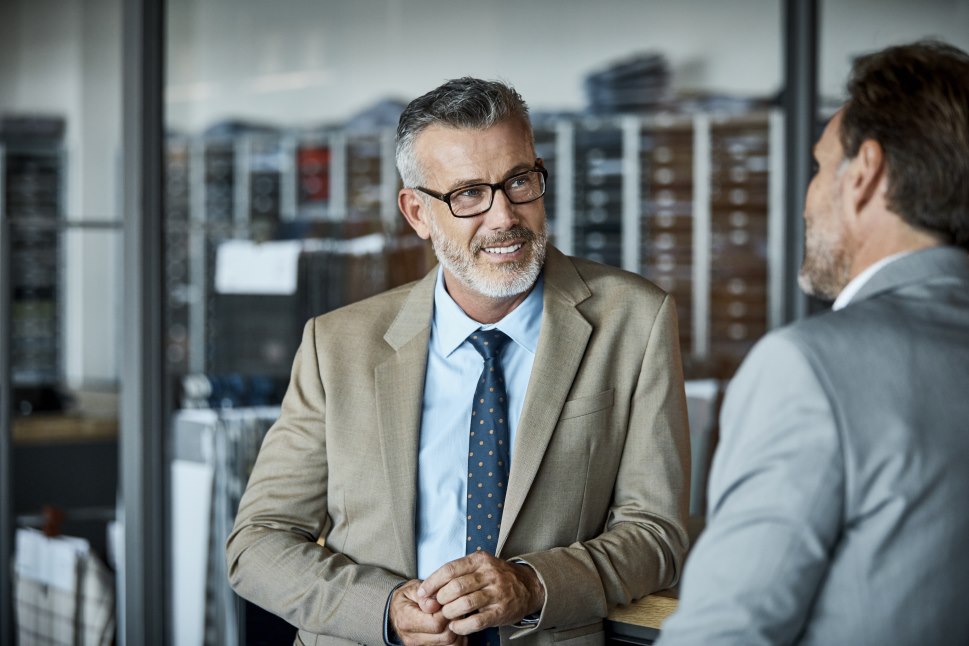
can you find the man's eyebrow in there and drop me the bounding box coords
[444,164,535,191]
[445,176,486,190]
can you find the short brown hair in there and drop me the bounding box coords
[840,40,969,248]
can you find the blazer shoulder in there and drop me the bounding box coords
[309,278,424,336]
[564,254,670,304]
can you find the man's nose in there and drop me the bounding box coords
[482,188,519,230]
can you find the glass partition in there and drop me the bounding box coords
[163,2,786,642]
[159,1,969,643]
[1,0,123,642]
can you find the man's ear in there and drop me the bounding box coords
[845,139,887,217]
[399,188,431,240]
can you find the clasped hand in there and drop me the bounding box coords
[389,552,544,646]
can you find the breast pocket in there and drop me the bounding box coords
[559,388,614,421]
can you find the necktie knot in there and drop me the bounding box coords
[467,329,511,361]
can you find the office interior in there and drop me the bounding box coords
[1,0,967,643]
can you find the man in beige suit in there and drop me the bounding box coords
[227,77,690,646]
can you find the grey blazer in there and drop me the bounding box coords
[658,246,969,645]
[226,246,691,646]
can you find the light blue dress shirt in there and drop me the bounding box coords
[415,268,544,579]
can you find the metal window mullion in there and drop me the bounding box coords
[554,120,574,255]
[0,143,14,646]
[233,136,251,235]
[380,128,399,232]
[783,0,818,323]
[621,116,641,274]
[330,132,347,221]
[189,137,207,374]
[57,146,68,388]
[692,114,712,359]
[121,0,167,643]
[280,134,298,223]
[768,109,787,330]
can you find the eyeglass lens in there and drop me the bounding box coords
[450,170,545,217]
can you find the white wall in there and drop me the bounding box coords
[820,0,969,97]
[165,0,784,132]
[163,0,969,134]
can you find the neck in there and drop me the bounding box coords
[849,214,942,280]
[443,272,534,324]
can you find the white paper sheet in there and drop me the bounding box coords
[214,239,302,294]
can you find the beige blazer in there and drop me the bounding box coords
[226,246,690,645]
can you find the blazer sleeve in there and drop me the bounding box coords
[655,332,843,645]
[515,294,692,633]
[225,319,406,644]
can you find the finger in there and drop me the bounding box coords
[393,587,451,637]
[453,600,510,635]
[418,595,443,614]
[396,614,454,645]
[435,569,491,608]
[448,608,493,636]
[440,589,490,621]
[420,555,478,600]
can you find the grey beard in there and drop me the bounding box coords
[430,223,547,299]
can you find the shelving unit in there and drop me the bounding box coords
[1,133,66,407]
[163,126,430,396]
[163,109,783,384]
[549,110,782,377]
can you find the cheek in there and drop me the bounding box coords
[434,218,479,249]
[805,179,831,217]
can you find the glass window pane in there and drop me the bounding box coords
[1,0,123,642]
[162,2,969,642]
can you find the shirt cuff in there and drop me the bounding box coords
[510,560,545,628]
[383,581,408,646]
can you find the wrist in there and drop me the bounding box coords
[383,580,408,646]
[515,561,546,617]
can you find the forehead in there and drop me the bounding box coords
[414,119,535,185]
[816,109,845,157]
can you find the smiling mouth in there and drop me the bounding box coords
[483,242,524,255]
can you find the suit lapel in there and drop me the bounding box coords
[374,269,436,577]
[498,248,592,553]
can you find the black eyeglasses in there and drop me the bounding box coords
[415,162,548,218]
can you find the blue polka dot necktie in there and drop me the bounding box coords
[466,329,511,646]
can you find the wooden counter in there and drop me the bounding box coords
[608,588,678,629]
[12,413,118,444]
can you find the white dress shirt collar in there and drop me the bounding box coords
[832,251,911,311]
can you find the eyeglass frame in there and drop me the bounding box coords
[413,159,548,218]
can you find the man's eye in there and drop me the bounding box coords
[457,187,484,199]
[810,159,820,176]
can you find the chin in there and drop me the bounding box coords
[468,258,542,299]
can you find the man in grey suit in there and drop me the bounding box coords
[657,41,969,645]
[227,78,691,645]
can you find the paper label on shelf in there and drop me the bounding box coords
[214,239,302,295]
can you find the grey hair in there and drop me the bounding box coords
[395,77,533,188]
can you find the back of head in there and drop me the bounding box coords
[395,77,532,188]
[840,40,969,249]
